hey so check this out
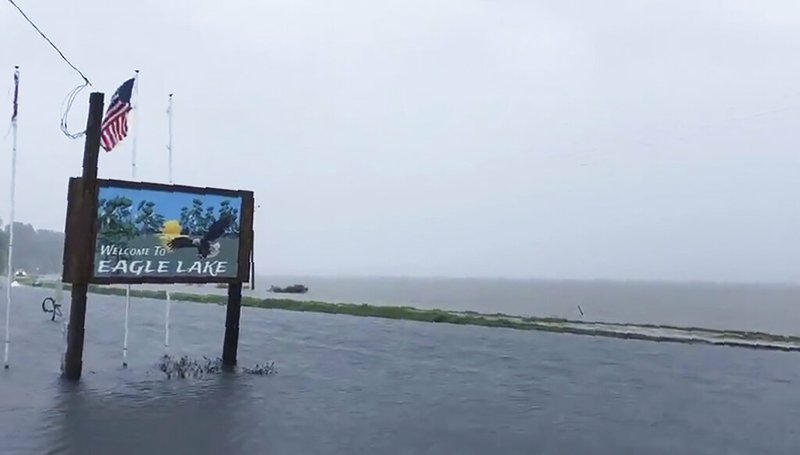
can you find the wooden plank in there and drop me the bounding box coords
[236,191,255,283]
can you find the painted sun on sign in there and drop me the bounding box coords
[89,180,253,283]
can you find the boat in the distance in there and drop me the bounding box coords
[268,284,309,294]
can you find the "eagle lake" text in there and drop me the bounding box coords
[95,259,230,276]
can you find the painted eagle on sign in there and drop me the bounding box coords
[166,213,235,259]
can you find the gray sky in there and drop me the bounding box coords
[1,0,799,282]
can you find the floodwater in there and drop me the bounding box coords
[2,285,800,454]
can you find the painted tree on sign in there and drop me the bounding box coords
[179,198,241,236]
[179,199,211,236]
[97,196,138,248]
[135,200,166,234]
[96,196,167,261]
[217,200,241,236]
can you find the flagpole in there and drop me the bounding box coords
[123,69,139,368]
[4,66,19,368]
[167,93,173,182]
[131,70,139,180]
[164,93,173,353]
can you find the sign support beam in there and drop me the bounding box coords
[222,282,243,370]
[63,91,104,381]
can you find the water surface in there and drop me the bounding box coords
[1,286,799,454]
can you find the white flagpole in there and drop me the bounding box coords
[131,70,139,180]
[164,93,173,353]
[123,284,130,367]
[167,93,173,182]
[4,66,19,368]
[123,69,140,368]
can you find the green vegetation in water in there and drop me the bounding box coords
[157,354,276,379]
[20,278,800,352]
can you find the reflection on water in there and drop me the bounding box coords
[2,286,800,454]
[43,376,250,455]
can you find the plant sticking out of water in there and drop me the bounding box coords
[242,362,277,375]
[157,355,277,379]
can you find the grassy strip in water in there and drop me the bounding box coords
[32,280,531,328]
[22,279,800,351]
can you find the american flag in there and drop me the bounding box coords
[100,77,135,152]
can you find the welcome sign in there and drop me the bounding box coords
[64,179,254,284]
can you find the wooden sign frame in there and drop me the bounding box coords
[62,177,255,285]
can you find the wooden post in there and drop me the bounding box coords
[63,92,104,381]
[222,282,243,370]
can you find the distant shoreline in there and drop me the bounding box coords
[20,278,800,353]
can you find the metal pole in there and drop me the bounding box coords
[4,66,19,368]
[164,93,173,353]
[122,69,139,368]
[130,70,139,180]
[164,291,171,352]
[122,285,130,367]
[167,93,173,182]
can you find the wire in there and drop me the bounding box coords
[7,0,92,86]
[60,82,90,139]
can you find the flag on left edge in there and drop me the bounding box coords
[11,66,19,123]
[100,77,135,152]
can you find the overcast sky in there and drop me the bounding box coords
[1,0,799,282]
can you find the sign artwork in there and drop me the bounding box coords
[91,180,252,283]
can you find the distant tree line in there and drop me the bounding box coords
[0,219,64,276]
